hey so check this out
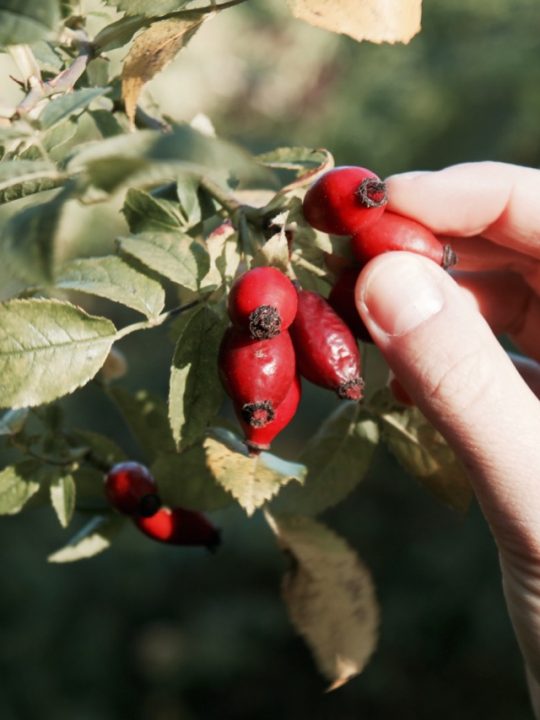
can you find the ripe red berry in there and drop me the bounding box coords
[328,268,373,344]
[135,507,221,551]
[350,211,456,268]
[104,461,161,517]
[290,289,364,400]
[302,166,387,236]
[228,267,298,339]
[218,327,296,427]
[240,374,302,453]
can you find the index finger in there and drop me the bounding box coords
[386,162,540,259]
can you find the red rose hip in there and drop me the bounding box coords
[350,211,456,267]
[135,507,221,550]
[328,267,373,344]
[104,461,161,517]
[228,266,298,339]
[240,374,302,453]
[302,166,387,236]
[218,326,296,427]
[290,289,364,400]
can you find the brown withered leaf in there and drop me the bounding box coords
[267,513,379,689]
[121,14,209,127]
[286,0,422,45]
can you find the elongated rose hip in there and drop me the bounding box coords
[240,374,302,453]
[135,507,221,550]
[228,266,298,339]
[328,267,373,344]
[351,211,456,268]
[218,326,296,427]
[290,289,364,400]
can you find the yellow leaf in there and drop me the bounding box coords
[204,429,305,516]
[121,14,209,127]
[287,0,422,44]
[267,513,379,688]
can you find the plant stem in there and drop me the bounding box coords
[200,176,242,215]
[115,300,200,340]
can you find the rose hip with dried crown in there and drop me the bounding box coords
[290,289,364,400]
[350,211,456,268]
[302,166,387,236]
[240,374,302,453]
[228,266,298,339]
[218,326,296,428]
[135,507,221,551]
[328,267,373,344]
[104,461,162,517]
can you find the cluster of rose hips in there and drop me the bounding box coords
[104,461,221,550]
[219,167,458,440]
[218,268,364,454]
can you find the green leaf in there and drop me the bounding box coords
[123,187,185,233]
[48,514,123,563]
[70,429,127,468]
[0,460,43,514]
[169,305,226,450]
[0,160,65,204]
[380,403,472,513]
[0,299,117,409]
[272,403,378,516]
[151,447,233,511]
[257,146,333,175]
[56,255,165,319]
[93,14,149,52]
[118,232,209,291]
[39,87,110,130]
[176,175,201,227]
[204,429,306,516]
[266,513,379,689]
[102,0,201,17]
[107,386,175,461]
[49,472,76,528]
[0,0,60,45]
[1,187,71,284]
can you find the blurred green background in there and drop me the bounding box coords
[1,0,540,717]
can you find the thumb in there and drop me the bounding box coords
[356,252,540,677]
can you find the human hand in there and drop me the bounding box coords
[354,162,540,711]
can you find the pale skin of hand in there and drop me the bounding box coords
[354,162,540,715]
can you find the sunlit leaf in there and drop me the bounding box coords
[286,0,422,44]
[267,513,379,688]
[0,460,44,514]
[168,305,227,450]
[48,515,123,563]
[0,299,116,408]
[56,255,165,319]
[50,472,76,528]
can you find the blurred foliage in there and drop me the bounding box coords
[1,0,539,717]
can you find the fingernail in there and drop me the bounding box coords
[359,254,445,336]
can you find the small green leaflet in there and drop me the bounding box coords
[0,460,43,514]
[56,255,165,319]
[123,188,185,233]
[272,403,379,516]
[151,447,233,511]
[39,87,110,130]
[48,514,124,563]
[0,299,117,408]
[107,386,176,461]
[0,0,60,45]
[118,232,209,291]
[50,472,76,528]
[0,408,29,435]
[0,160,65,205]
[168,305,227,450]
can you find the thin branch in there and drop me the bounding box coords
[115,300,200,340]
